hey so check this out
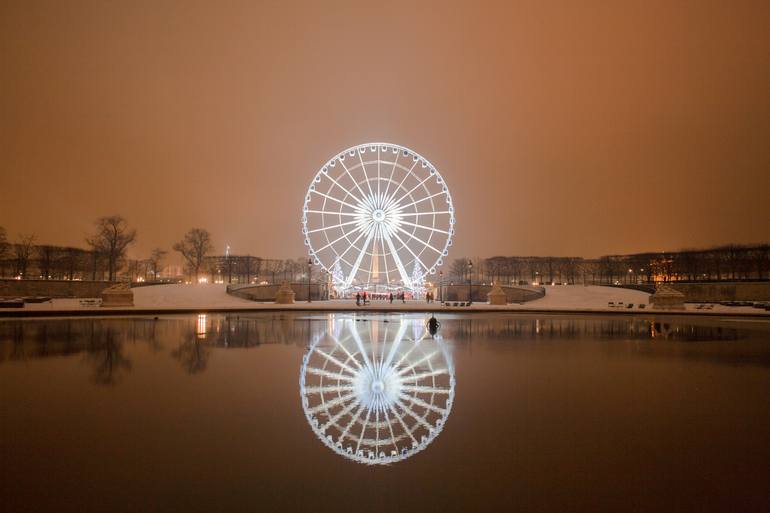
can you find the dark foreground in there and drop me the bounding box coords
[1,312,769,513]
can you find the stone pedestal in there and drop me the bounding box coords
[100,283,134,307]
[651,284,685,310]
[487,284,507,305]
[275,282,295,304]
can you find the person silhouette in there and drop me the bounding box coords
[427,315,440,336]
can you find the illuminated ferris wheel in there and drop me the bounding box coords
[302,143,455,291]
[300,318,455,464]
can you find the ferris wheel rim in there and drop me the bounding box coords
[301,142,455,290]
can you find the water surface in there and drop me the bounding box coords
[1,313,769,512]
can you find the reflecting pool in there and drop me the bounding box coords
[1,313,769,512]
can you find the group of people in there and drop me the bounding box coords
[355,291,409,306]
[425,291,436,303]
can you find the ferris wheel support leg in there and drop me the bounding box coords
[344,229,375,290]
[383,232,412,289]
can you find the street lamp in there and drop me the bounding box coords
[307,258,312,303]
[467,260,473,303]
[321,269,328,300]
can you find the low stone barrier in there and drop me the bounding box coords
[0,279,115,298]
[227,283,327,302]
[668,282,770,302]
[440,284,545,303]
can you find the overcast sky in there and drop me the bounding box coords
[1,0,768,260]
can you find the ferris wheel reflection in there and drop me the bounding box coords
[300,316,455,464]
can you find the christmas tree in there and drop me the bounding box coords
[410,261,425,297]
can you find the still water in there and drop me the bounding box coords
[1,313,769,512]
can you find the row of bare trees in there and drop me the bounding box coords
[0,217,216,282]
[445,244,770,286]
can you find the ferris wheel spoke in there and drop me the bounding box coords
[339,403,367,443]
[321,395,361,431]
[349,321,375,372]
[394,210,453,216]
[314,223,366,253]
[307,219,362,234]
[380,408,400,453]
[305,209,362,217]
[390,402,418,445]
[399,368,448,383]
[323,172,366,206]
[391,173,434,209]
[339,159,372,208]
[401,385,451,394]
[382,322,409,370]
[306,366,355,382]
[392,191,446,212]
[381,151,400,201]
[314,348,360,375]
[311,190,367,212]
[394,219,450,235]
[382,231,412,288]
[333,222,372,263]
[376,147,381,198]
[307,391,356,415]
[355,407,373,453]
[304,385,354,394]
[396,351,439,376]
[384,160,420,211]
[357,152,376,200]
[392,350,421,376]
[394,225,444,255]
[378,230,393,286]
[394,399,433,432]
[399,393,447,416]
[387,229,431,274]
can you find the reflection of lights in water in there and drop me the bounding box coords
[300,318,454,465]
[196,314,207,339]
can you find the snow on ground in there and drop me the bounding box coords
[525,285,648,310]
[3,284,766,316]
[132,284,253,308]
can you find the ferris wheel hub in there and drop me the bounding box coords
[371,209,386,222]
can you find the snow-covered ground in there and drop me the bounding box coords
[2,284,766,316]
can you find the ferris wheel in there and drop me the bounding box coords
[302,143,455,291]
[299,318,455,465]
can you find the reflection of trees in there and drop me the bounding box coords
[172,336,210,374]
[84,324,132,386]
[447,316,745,343]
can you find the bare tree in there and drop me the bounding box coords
[147,248,167,280]
[449,258,468,282]
[0,226,9,277]
[173,228,213,281]
[13,234,35,278]
[37,245,60,280]
[0,226,8,260]
[86,216,137,281]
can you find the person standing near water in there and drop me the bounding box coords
[356,292,361,306]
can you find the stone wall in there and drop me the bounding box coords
[0,279,115,298]
[440,284,545,303]
[669,282,770,302]
[227,283,327,302]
